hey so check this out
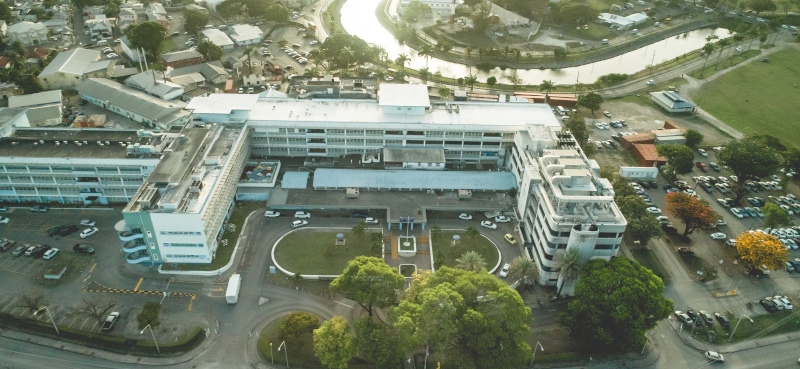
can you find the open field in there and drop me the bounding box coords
[432,231,500,270]
[274,230,379,275]
[689,49,761,79]
[692,48,800,148]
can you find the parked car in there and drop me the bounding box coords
[646,207,661,214]
[760,299,778,312]
[480,221,496,229]
[714,313,730,328]
[458,213,473,220]
[698,149,708,157]
[699,310,714,326]
[710,233,726,240]
[73,244,95,255]
[12,245,26,256]
[47,226,62,237]
[705,351,724,362]
[291,220,308,228]
[295,211,311,218]
[80,227,99,239]
[264,211,280,217]
[495,216,511,223]
[59,225,80,237]
[674,311,693,324]
[364,217,379,224]
[677,247,695,255]
[43,248,59,260]
[80,219,96,226]
[31,205,48,212]
[504,234,517,245]
[499,263,510,278]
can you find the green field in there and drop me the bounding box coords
[274,230,380,275]
[692,48,800,148]
[689,49,761,79]
[432,231,500,270]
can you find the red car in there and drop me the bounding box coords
[678,247,695,256]
[695,162,708,172]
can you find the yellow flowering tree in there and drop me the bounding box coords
[735,232,788,272]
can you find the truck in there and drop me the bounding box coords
[226,274,241,304]
[307,21,316,30]
[102,312,120,331]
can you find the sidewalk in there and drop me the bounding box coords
[0,313,217,366]
[665,314,800,354]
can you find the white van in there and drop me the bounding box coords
[556,106,566,116]
[205,25,214,29]
[295,211,311,218]
[601,39,609,44]
[97,40,108,46]
[218,24,228,30]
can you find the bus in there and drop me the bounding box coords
[307,21,316,30]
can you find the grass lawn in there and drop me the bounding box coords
[561,23,618,42]
[689,49,761,79]
[274,230,380,275]
[631,249,672,286]
[33,252,92,288]
[693,47,800,148]
[432,231,500,270]
[689,310,800,345]
[160,38,176,53]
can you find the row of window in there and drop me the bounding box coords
[159,231,202,235]
[265,130,513,137]
[163,243,204,247]
[165,254,206,259]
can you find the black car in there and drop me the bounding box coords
[73,244,95,255]
[760,299,777,312]
[58,225,80,237]
[714,313,731,328]
[46,226,62,237]
[352,213,369,218]
[31,246,52,259]
[663,183,672,190]
[685,310,697,322]
[789,260,800,273]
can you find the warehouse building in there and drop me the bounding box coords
[649,90,696,113]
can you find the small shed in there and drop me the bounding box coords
[632,144,667,167]
[383,147,445,170]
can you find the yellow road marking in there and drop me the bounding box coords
[187,296,195,311]
[89,263,96,273]
[212,287,224,292]
[82,274,92,283]
[134,278,143,292]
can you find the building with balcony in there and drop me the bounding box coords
[0,128,168,205]
[117,124,250,265]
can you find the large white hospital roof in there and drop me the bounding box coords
[186,93,259,114]
[378,84,430,107]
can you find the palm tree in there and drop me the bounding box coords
[539,80,555,95]
[303,68,320,78]
[464,74,478,92]
[513,48,521,62]
[437,84,450,100]
[242,46,256,74]
[307,48,329,71]
[417,44,434,68]
[713,38,730,70]
[456,251,486,272]
[726,33,745,66]
[339,46,354,72]
[508,256,538,289]
[464,46,472,59]
[699,42,716,77]
[430,224,442,242]
[394,53,410,70]
[554,249,581,296]
[419,66,430,82]
[465,226,479,240]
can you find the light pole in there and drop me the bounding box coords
[529,341,544,368]
[33,306,58,336]
[278,340,289,368]
[729,314,753,341]
[270,342,274,365]
[140,324,160,353]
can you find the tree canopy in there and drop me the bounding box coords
[330,256,405,317]
[554,3,600,25]
[656,144,694,178]
[402,1,432,22]
[664,192,719,237]
[279,312,320,349]
[684,129,704,148]
[313,317,356,369]
[184,8,210,35]
[577,92,603,115]
[736,231,788,271]
[320,34,375,69]
[763,202,793,229]
[265,3,289,22]
[197,39,224,61]
[749,0,777,14]
[124,22,167,58]
[717,136,783,202]
[136,302,161,330]
[558,258,673,352]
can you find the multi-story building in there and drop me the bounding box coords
[117,124,250,265]
[0,129,165,205]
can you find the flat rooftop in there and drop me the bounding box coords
[383,147,445,163]
[378,84,430,107]
[147,128,210,184]
[313,169,517,191]
[0,129,147,160]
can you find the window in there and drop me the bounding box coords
[159,231,202,235]
[599,232,619,238]
[146,231,152,238]
[165,254,206,259]
[163,243,204,247]
[594,244,614,250]
[150,242,155,249]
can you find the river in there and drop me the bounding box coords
[340,0,731,84]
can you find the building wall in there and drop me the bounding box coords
[9,29,49,45]
[161,56,202,69]
[40,68,111,90]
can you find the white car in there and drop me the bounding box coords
[646,79,654,85]
[499,263,510,278]
[264,211,280,217]
[291,220,308,228]
[458,213,473,220]
[364,217,379,224]
[698,149,708,157]
[775,296,793,309]
[710,232,726,240]
[495,216,511,223]
[43,248,59,260]
[646,207,661,214]
[730,208,744,219]
[480,221,497,229]
[0,216,8,223]
[80,219,96,226]
[717,199,731,207]
[80,227,99,239]
[705,351,724,362]
[310,40,319,45]
[294,211,311,218]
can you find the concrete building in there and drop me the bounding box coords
[619,166,658,181]
[160,49,203,69]
[8,91,63,127]
[117,124,250,265]
[38,48,116,90]
[202,29,234,50]
[77,78,191,130]
[228,24,263,46]
[42,19,68,33]
[288,76,377,99]
[649,91,696,113]
[0,107,32,137]
[598,12,648,29]
[0,128,164,205]
[7,22,48,46]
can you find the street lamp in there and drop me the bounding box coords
[729,314,753,341]
[140,324,160,353]
[270,342,274,365]
[33,306,59,336]
[277,340,289,368]
[528,341,544,368]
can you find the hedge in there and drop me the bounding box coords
[131,327,206,356]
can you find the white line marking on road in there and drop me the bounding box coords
[333,300,356,309]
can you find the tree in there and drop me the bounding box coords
[784,148,800,175]
[699,42,716,77]
[763,202,793,229]
[539,79,555,94]
[664,192,720,237]
[18,290,46,313]
[124,22,167,58]
[564,114,589,151]
[656,144,694,179]
[576,92,603,116]
[43,49,59,68]
[553,47,568,59]
[313,317,356,369]
[18,72,43,94]
[136,302,161,330]
[626,216,664,248]
[307,49,329,71]
[279,312,320,348]
[0,2,12,23]
[464,74,477,92]
[352,220,367,238]
[265,3,289,22]
[558,3,600,25]
[430,223,442,242]
[613,176,638,200]
[486,76,497,86]
[437,84,451,100]
[433,250,445,270]
[718,136,783,203]
[184,8,210,35]
[558,258,673,352]
[197,39,223,62]
[330,256,405,317]
[684,129,704,148]
[104,3,120,18]
[713,38,730,70]
[735,231,788,272]
[507,256,537,288]
[81,297,117,324]
[369,231,383,255]
[394,53,410,70]
[418,66,430,82]
[465,226,479,240]
[355,318,414,367]
[455,250,487,272]
[553,248,581,296]
[242,45,256,74]
[403,0,432,22]
[338,46,354,71]
[748,0,777,14]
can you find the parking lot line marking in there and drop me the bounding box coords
[1,298,17,313]
[134,278,143,292]
[79,317,91,330]
[90,321,99,333]
[82,274,92,282]
[68,315,79,328]
[89,263,96,272]
[187,296,195,312]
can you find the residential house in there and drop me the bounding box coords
[38,48,117,90]
[222,55,244,69]
[202,29,234,50]
[86,17,116,39]
[125,70,185,100]
[167,61,231,85]
[117,9,137,31]
[77,78,191,130]
[7,22,48,46]
[18,10,38,22]
[241,64,265,86]
[146,11,169,29]
[27,48,49,61]
[180,85,213,102]
[42,18,68,33]
[8,91,63,127]
[160,49,203,69]
[148,3,168,16]
[169,73,206,88]
[228,24,263,46]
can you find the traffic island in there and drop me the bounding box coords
[273,228,382,276]
[431,231,500,271]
